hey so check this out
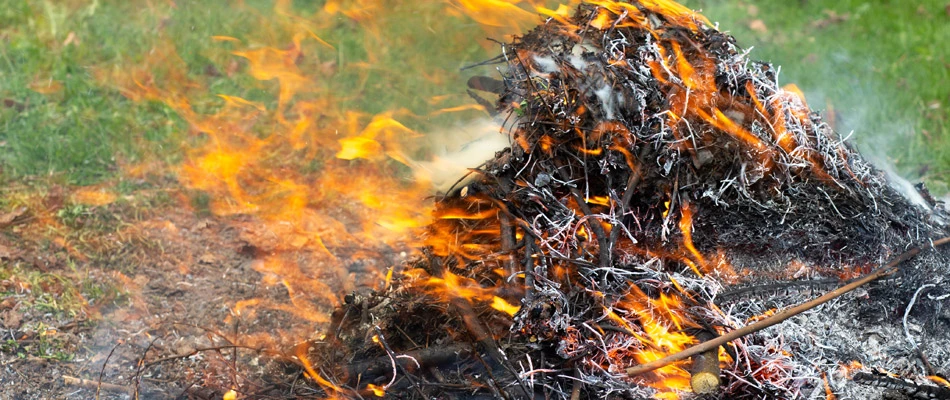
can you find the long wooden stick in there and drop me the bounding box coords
[626,236,950,377]
[63,375,131,394]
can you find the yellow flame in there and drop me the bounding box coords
[366,383,386,397]
[491,296,521,316]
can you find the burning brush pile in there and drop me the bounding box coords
[303,1,950,399]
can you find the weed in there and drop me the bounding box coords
[55,203,89,228]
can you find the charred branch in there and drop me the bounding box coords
[853,372,950,400]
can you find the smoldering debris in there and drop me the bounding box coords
[298,2,950,399]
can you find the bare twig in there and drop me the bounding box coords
[372,326,427,399]
[903,283,938,376]
[96,342,121,400]
[451,296,532,398]
[607,167,644,267]
[142,345,265,369]
[902,283,935,349]
[853,371,950,399]
[569,188,611,269]
[133,336,161,398]
[570,368,583,400]
[523,238,538,301]
[345,344,470,383]
[626,236,950,377]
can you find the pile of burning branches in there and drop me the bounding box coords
[303,1,950,399]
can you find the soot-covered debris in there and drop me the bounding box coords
[303,2,950,399]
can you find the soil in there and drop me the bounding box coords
[0,178,336,399]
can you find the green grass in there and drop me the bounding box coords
[685,0,950,192]
[0,260,118,320]
[0,1,174,184]
[0,0,288,184]
[1,0,948,192]
[0,1,493,185]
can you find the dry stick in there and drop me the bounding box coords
[96,342,121,400]
[499,212,519,278]
[523,238,538,301]
[345,344,470,383]
[142,345,259,369]
[451,296,532,398]
[570,368,583,400]
[504,212,540,300]
[626,236,950,377]
[607,169,643,266]
[428,247,532,398]
[569,188,611,270]
[132,335,161,398]
[372,326,427,399]
[550,157,611,269]
[63,375,131,394]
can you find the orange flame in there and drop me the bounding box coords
[678,203,706,277]
[103,0,548,348]
[614,284,697,397]
[406,268,521,317]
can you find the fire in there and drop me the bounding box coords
[678,203,706,277]
[929,376,950,388]
[592,285,700,398]
[491,296,522,316]
[451,0,538,29]
[405,268,521,317]
[91,0,876,397]
[838,360,864,378]
[365,383,386,397]
[100,0,555,351]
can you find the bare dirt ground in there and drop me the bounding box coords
[0,176,332,399]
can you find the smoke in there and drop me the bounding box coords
[874,157,931,209]
[408,118,510,192]
[691,2,935,207]
[788,59,932,209]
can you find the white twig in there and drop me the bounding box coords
[903,283,935,349]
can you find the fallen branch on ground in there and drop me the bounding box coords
[62,375,131,394]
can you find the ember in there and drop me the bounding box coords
[304,1,950,399]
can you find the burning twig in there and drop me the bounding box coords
[626,236,950,377]
[853,371,950,400]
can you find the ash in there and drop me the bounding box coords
[309,2,950,399]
